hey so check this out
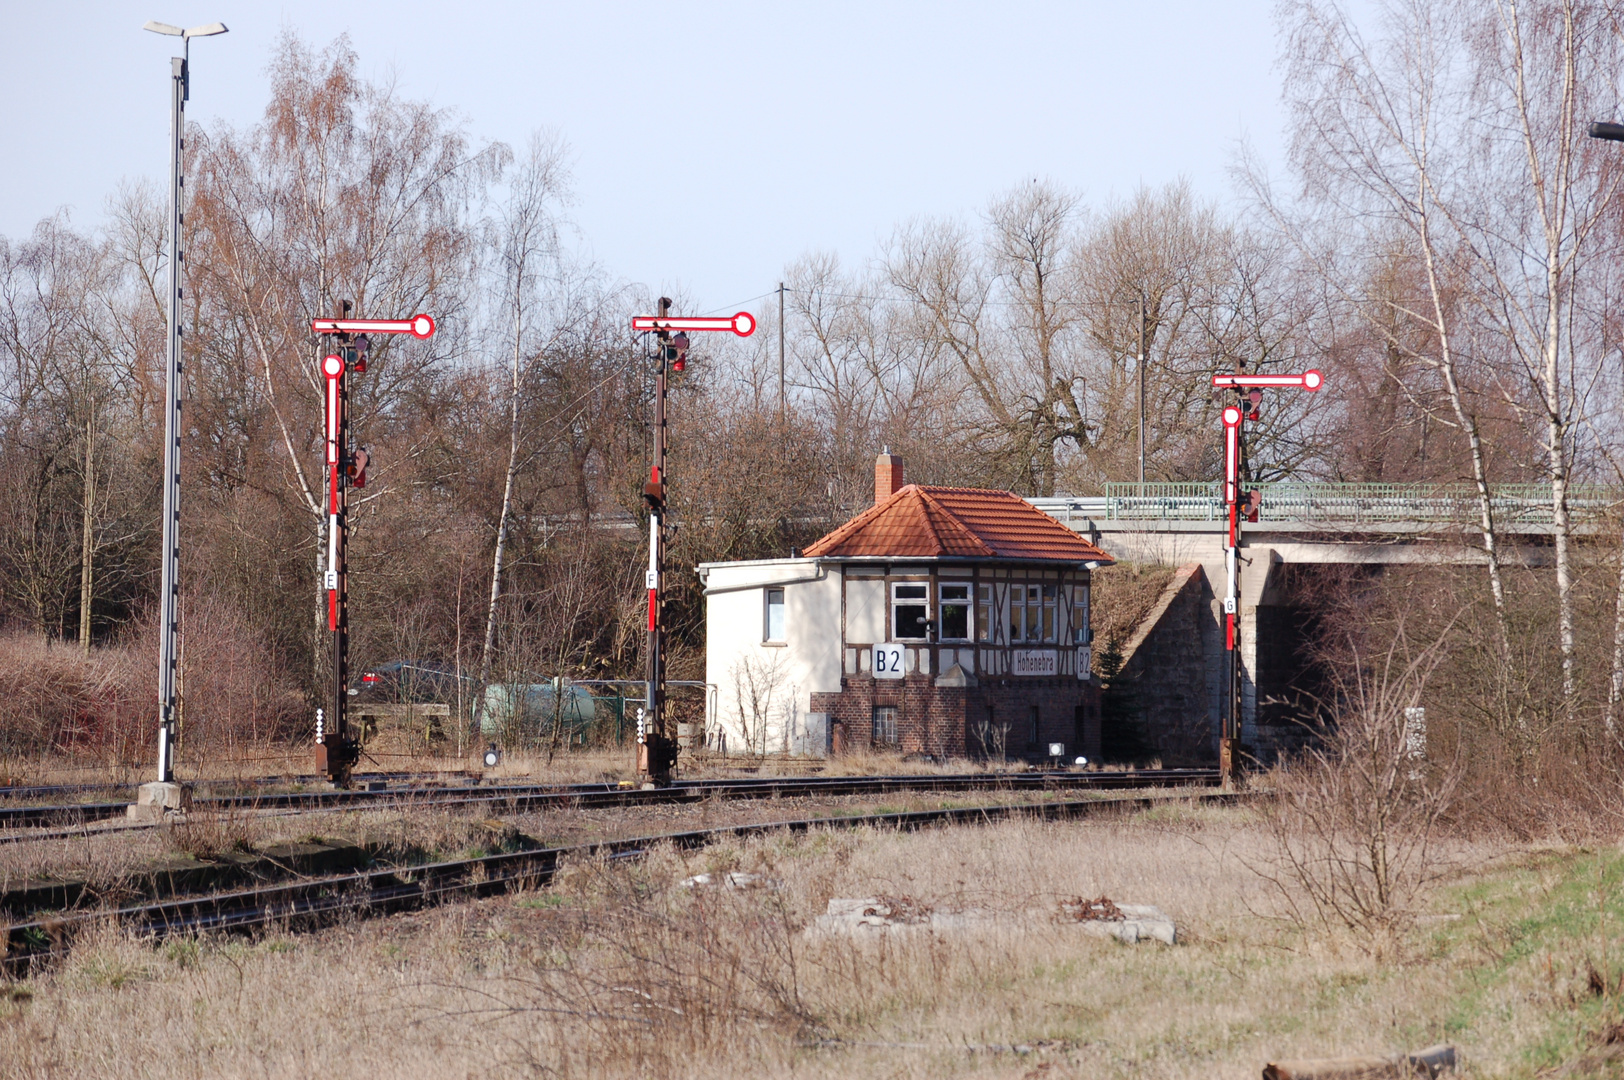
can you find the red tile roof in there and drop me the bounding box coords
[802,485,1114,563]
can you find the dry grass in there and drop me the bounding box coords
[0,621,302,776]
[4,804,1618,1078]
[0,743,1045,794]
[1090,561,1179,653]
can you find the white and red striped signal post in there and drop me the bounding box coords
[1209,367,1323,787]
[631,301,756,786]
[310,306,436,784]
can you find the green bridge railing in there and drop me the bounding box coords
[1027,483,1622,525]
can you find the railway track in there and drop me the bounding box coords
[0,769,1219,834]
[2,786,1242,972]
[0,770,482,804]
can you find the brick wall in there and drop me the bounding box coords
[812,676,1100,762]
[1110,564,1220,765]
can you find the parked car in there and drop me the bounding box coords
[351,661,472,706]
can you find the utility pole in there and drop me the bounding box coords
[629,304,757,786]
[1210,366,1324,787]
[310,310,436,785]
[1137,293,1146,489]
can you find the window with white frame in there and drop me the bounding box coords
[891,582,929,640]
[1008,583,1058,643]
[977,583,995,643]
[1071,584,1091,644]
[939,583,972,641]
[764,587,786,643]
[872,705,898,745]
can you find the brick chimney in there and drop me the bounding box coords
[874,447,905,505]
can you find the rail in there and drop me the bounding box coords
[3,786,1243,972]
[0,769,1219,836]
[1029,482,1622,526]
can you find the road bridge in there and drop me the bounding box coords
[1028,483,1620,765]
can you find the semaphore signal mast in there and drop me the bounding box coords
[630,299,756,787]
[1209,366,1323,788]
[310,305,436,785]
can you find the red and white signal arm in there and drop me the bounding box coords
[1212,369,1323,391]
[312,313,436,339]
[631,311,756,336]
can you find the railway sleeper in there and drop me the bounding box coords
[1,790,1243,976]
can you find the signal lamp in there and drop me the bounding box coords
[483,744,500,768]
[347,447,370,489]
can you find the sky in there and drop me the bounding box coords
[1,1,1293,314]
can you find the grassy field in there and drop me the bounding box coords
[3,802,1622,1078]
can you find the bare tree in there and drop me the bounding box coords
[1458,0,1622,703]
[1266,0,1517,658]
[478,133,568,695]
[729,651,786,757]
[1269,0,1624,718]
[986,182,1089,496]
[188,33,501,698]
[1255,621,1460,952]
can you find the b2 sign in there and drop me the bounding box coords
[872,644,905,679]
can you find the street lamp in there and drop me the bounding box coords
[1588,121,1624,142]
[140,18,226,804]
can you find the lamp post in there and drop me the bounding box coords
[141,19,226,792]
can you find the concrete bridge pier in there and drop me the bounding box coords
[1102,541,1307,764]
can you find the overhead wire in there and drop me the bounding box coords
[763,286,1150,311]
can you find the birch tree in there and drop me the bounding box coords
[1267,0,1517,658]
[1459,0,1622,703]
[478,133,567,694]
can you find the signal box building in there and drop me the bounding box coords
[698,451,1113,761]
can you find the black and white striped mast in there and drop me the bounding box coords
[142,19,227,786]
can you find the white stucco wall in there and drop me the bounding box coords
[698,559,843,756]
